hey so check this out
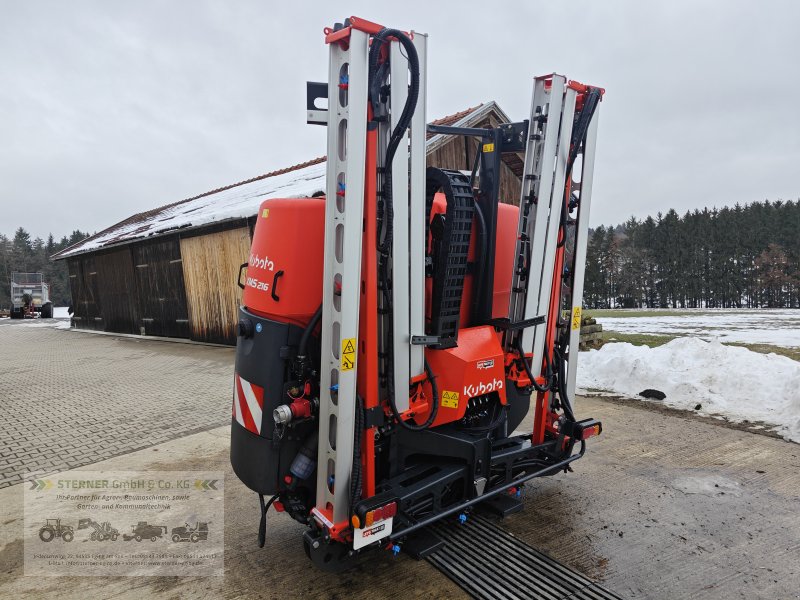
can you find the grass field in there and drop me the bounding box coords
[588,309,800,362]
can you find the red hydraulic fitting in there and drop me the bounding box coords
[290,397,312,420]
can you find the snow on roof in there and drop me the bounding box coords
[54,103,504,260]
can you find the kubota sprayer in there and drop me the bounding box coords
[230,16,604,571]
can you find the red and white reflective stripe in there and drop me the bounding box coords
[232,373,264,434]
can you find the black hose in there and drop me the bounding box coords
[462,402,507,434]
[367,28,436,432]
[471,201,488,326]
[553,341,577,422]
[257,493,279,548]
[557,87,602,248]
[369,28,420,257]
[298,304,322,357]
[349,396,363,510]
[515,336,552,393]
[390,359,440,431]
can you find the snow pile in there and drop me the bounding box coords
[577,337,800,443]
[598,309,800,347]
[53,306,70,318]
[19,319,72,330]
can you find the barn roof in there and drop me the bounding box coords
[53,102,511,260]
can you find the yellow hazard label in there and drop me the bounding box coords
[441,390,459,409]
[341,338,356,371]
[262,208,270,218]
[571,306,582,330]
[482,142,495,153]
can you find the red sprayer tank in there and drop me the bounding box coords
[242,197,325,327]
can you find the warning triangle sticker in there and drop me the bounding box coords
[343,340,356,354]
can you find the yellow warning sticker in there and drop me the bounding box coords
[482,142,495,153]
[261,208,270,218]
[341,338,356,371]
[441,390,459,409]
[571,306,582,330]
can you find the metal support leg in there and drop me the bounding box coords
[316,29,369,524]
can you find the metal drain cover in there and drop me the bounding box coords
[427,514,623,600]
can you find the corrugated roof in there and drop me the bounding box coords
[54,103,510,260]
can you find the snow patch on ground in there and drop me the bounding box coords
[18,319,72,330]
[577,337,800,443]
[597,309,800,347]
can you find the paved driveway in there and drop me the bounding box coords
[1,319,799,599]
[0,319,233,487]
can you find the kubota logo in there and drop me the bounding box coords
[463,378,504,398]
[248,253,274,272]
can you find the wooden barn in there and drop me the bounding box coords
[52,102,525,345]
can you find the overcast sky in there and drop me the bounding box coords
[2,1,798,241]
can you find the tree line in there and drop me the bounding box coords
[584,200,800,309]
[0,228,90,309]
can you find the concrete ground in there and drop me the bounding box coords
[1,320,799,599]
[0,318,233,488]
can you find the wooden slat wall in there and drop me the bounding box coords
[180,227,251,344]
[94,247,138,334]
[131,238,190,338]
[67,256,104,331]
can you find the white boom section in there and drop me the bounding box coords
[389,35,427,413]
[316,29,369,524]
[408,32,427,384]
[389,41,410,413]
[565,106,601,401]
[530,85,577,366]
[507,75,577,365]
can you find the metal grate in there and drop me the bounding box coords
[427,514,624,600]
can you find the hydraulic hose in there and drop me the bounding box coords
[470,201,488,326]
[553,338,577,422]
[369,28,420,256]
[298,304,322,357]
[257,493,279,548]
[367,28,437,431]
[515,336,552,393]
[349,396,363,510]
[557,87,602,248]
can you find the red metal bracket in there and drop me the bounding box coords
[324,16,386,45]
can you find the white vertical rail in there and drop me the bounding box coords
[565,107,601,402]
[530,86,577,367]
[508,77,558,342]
[518,76,567,353]
[408,32,427,380]
[390,41,411,413]
[316,29,369,524]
